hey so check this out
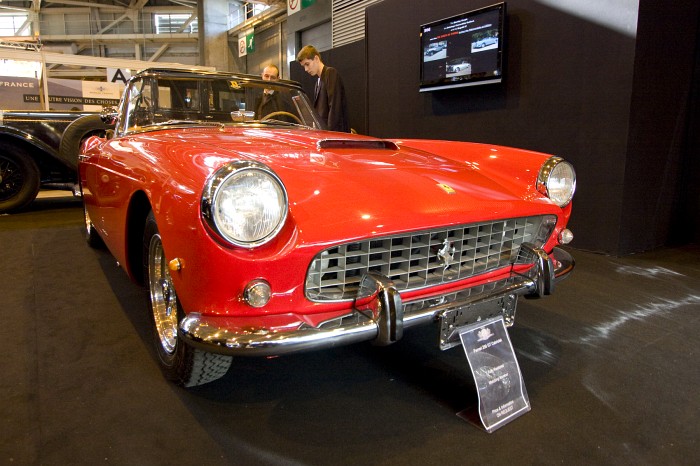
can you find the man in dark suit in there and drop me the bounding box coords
[254,64,295,121]
[296,45,350,132]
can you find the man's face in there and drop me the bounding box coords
[262,66,279,81]
[299,56,320,77]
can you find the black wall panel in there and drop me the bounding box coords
[620,0,700,252]
[287,0,698,254]
[364,0,637,254]
[358,0,698,254]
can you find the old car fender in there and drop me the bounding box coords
[0,126,59,159]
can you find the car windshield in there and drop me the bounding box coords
[116,73,322,136]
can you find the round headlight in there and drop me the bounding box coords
[202,161,288,247]
[537,157,576,207]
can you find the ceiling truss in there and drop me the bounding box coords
[0,0,201,78]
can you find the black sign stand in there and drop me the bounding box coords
[456,316,530,432]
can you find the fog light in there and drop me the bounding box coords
[559,229,574,244]
[243,280,271,308]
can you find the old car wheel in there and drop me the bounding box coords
[0,145,41,213]
[143,211,232,387]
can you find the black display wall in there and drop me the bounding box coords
[620,0,700,250]
[675,27,700,246]
[355,0,699,255]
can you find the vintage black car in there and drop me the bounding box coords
[0,110,111,212]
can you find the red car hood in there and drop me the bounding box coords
[146,127,558,244]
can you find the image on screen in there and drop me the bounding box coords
[419,3,506,92]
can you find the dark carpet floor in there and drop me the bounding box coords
[2,193,699,465]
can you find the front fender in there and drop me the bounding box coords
[394,139,555,197]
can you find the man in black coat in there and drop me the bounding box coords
[254,65,295,121]
[296,45,350,132]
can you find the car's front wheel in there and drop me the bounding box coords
[143,211,232,387]
[82,202,104,248]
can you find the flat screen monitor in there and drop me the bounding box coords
[419,2,506,92]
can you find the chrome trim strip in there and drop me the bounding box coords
[179,247,574,357]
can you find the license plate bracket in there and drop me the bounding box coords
[438,294,518,350]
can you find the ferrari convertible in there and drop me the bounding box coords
[77,68,576,387]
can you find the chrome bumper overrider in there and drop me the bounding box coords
[180,246,574,356]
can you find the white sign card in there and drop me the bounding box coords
[458,316,530,432]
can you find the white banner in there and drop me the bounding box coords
[82,81,122,111]
[0,76,41,110]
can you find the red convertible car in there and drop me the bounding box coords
[77,68,575,387]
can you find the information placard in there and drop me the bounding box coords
[458,316,530,432]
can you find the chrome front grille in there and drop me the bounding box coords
[305,215,555,301]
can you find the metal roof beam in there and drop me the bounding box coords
[43,1,126,11]
[0,47,214,71]
[38,33,197,42]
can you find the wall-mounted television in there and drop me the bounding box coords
[419,2,506,92]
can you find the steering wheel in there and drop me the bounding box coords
[261,111,302,124]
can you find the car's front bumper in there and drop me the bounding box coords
[179,246,574,356]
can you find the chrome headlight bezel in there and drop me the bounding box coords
[201,161,288,248]
[536,157,576,207]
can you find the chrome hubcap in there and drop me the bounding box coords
[149,233,178,355]
[84,206,92,235]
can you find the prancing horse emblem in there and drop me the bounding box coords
[437,239,456,271]
[437,183,456,194]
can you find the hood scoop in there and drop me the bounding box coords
[317,138,399,151]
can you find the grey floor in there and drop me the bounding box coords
[2,193,699,465]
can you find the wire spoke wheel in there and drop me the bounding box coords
[0,147,40,212]
[148,232,179,355]
[142,211,232,387]
[0,155,24,201]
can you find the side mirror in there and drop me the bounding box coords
[100,107,118,125]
